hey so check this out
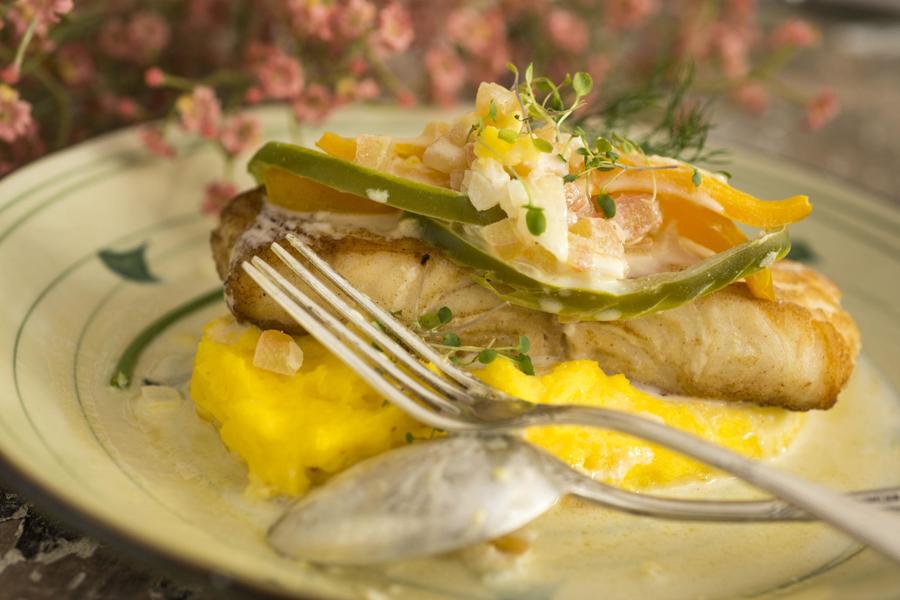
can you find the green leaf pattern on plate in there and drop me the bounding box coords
[98,243,159,283]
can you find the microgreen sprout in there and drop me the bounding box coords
[594,193,616,218]
[419,305,536,375]
[525,205,547,236]
[418,305,453,330]
[691,168,702,187]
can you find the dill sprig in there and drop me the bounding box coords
[573,64,728,167]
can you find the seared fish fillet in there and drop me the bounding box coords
[212,188,859,410]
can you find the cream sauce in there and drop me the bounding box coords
[130,351,900,599]
[327,360,900,599]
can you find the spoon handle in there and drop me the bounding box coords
[516,405,900,563]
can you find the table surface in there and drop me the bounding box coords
[2,5,899,600]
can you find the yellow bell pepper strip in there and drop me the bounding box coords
[596,167,812,229]
[263,166,398,214]
[315,132,356,161]
[414,216,791,320]
[658,197,775,300]
[248,141,507,225]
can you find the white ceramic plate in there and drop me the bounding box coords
[1,106,899,599]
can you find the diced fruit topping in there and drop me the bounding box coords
[253,330,304,376]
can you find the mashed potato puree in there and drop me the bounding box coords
[191,316,805,496]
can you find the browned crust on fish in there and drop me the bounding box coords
[212,189,859,411]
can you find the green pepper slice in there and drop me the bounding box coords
[415,216,790,320]
[248,142,506,225]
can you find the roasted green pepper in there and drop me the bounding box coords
[415,217,790,320]
[248,142,506,225]
[249,141,792,320]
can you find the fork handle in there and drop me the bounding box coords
[518,405,900,563]
[564,473,900,522]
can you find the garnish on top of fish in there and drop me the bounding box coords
[212,68,858,410]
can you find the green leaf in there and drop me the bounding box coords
[525,63,534,84]
[516,335,531,354]
[477,348,498,364]
[515,354,535,376]
[498,128,518,143]
[98,243,159,283]
[594,194,616,218]
[437,306,453,324]
[691,168,702,187]
[572,72,593,97]
[442,332,461,347]
[405,432,415,444]
[562,173,579,183]
[594,137,612,153]
[525,207,547,236]
[532,137,553,152]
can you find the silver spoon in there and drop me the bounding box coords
[268,434,900,565]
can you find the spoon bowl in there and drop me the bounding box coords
[267,434,563,564]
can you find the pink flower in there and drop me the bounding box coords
[144,67,165,87]
[176,86,222,139]
[0,85,33,143]
[139,126,175,158]
[56,44,95,86]
[99,11,170,64]
[447,7,507,56]
[713,27,749,79]
[396,89,416,107]
[1,66,21,84]
[771,19,819,49]
[335,76,380,104]
[115,97,139,120]
[336,0,376,40]
[247,45,305,100]
[219,113,260,156]
[425,45,466,107]
[287,0,335,41]
[291,84,334,124]
[354,78,380,101]
[587,54,611,89]
[547,9,589,54]
[15,0,73,31]
[605,0,658,31]
[202,181,237,216]
[374,2,414,54]
[127,10,171,62]
[732,82,768,114]
[805,89,838,130]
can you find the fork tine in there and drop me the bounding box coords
[268,241,475,405]
[283,233,503,398]
[244,252,900,528]
[242,258,470,431]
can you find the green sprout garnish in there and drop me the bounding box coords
[417,307,536,375]
[594,193,616,218]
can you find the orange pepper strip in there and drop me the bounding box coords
[599,167,812,228]
[658,196,775,300]
[263,166,398,214]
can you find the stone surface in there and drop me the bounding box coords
[1,5,898,599]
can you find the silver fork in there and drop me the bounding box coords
[242,233,900,564]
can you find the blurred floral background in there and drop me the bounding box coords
[1,0,843,214]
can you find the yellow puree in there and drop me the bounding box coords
[191,317,805,496]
